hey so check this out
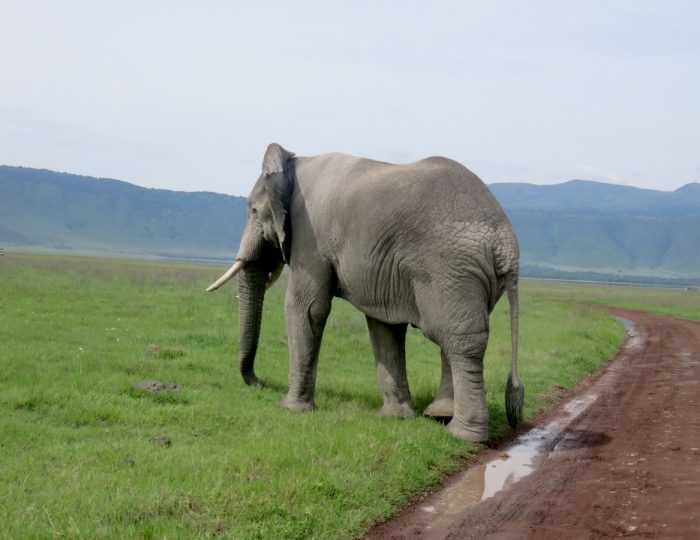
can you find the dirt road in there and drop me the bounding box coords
[368,308,700,539]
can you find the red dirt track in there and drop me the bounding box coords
[368,308,700,539]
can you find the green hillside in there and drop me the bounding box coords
[1,165,698,280]
[490,180,700,279]
[0,166,246,261]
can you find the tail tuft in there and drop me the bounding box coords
[505,374,525,428]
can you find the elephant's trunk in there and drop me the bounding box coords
[237,265,268,386]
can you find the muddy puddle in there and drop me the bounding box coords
[419,316,645,525]
[617,316,644,351]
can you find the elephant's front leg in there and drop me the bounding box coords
[366,316,415,418]
[278,277,332,411]
[424,349,454,418]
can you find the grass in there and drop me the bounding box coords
[0,253,644,538]
[523,279,700,322]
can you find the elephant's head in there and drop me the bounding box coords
[206,143,295,386]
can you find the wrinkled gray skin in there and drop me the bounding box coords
[209,143,522,442]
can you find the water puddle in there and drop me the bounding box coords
[422,394,597,516]
[421,315,643,520]
[617,317,644,351]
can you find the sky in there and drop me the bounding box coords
[1,1,699,196]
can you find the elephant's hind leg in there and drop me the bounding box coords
[424,349,454,418]
[366,316,416,418]
[443,330,490,442]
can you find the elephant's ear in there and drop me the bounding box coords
[262,143,295,264]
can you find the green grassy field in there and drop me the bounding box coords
[3,252,684,539]
[524,279,700,322]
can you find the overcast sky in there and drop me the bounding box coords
[1,1,698,196]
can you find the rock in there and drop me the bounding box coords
[133,380,180,392]
[145,344,166,355]
[149,436,172,448]
[145,344,186,358]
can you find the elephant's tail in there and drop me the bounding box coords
[504,271,524,428]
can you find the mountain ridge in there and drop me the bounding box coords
[0,165,247,261]
[488,179,700,217]
[1,164,699,279]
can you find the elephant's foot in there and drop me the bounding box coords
[278,394,315,412]
[445,419,489,442]
[424,398,454,419]
[379,401,416,418]
[241,371,262,387]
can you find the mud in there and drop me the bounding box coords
[368,308,700,539]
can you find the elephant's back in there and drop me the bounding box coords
[315,154,508,226]
[295,151,515,246]
[348,154,518,271]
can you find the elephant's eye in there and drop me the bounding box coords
[251,207,258,216]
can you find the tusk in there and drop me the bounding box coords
[206,260,245,292]
[265,263,284,290]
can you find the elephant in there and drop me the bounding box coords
[207,143,523,442]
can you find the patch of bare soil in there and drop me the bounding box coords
[368,308,700,539]
[132,380,180,392]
